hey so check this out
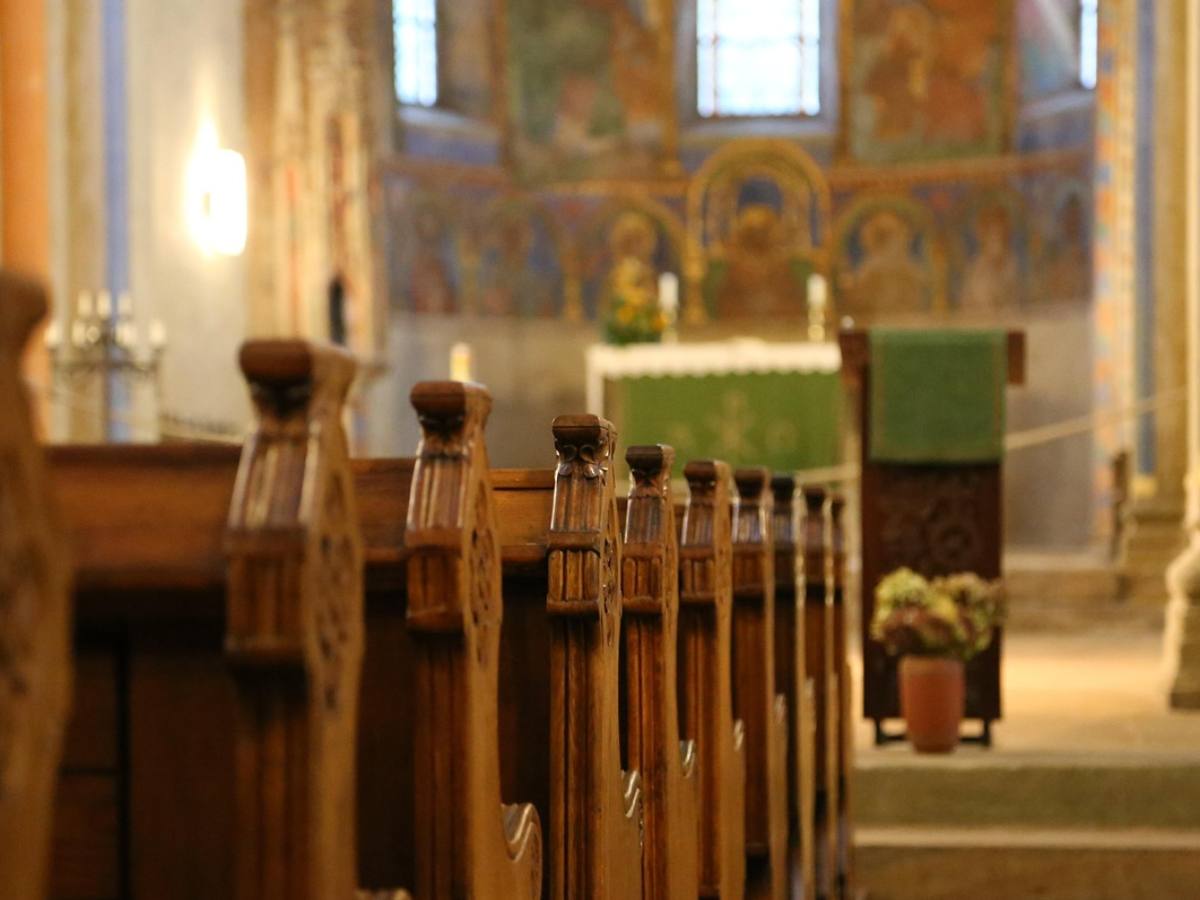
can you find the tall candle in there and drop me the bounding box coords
[806,272,827,310]
[96,290,113,319]
[449,342,473,382]
[77,290,93,319]
[658,272,679,316]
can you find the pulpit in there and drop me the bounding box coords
[839,329,1026,746]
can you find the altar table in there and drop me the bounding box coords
[585,340,843,478]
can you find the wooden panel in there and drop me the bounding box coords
[49,444,240,593]
[127,621,235,900]
[49,774,120,900]
[61,643,119,771]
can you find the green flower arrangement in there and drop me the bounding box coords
[871,568,1004,661]
[603,257,667,346]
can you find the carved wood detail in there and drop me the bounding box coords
[731,468,788,900]
[771,474,816,900]
[405,381,542,899]
[546,415,642,900]
[225,340,365,900]
[679,460,746,900]
[830,494,855,897]
[0,276,73,900]
[621,444,699,899]
[800,484,835,899]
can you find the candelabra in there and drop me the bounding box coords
[45,290,167,439]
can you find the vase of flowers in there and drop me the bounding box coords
[871,568,1003,753]
[603,257,667,346]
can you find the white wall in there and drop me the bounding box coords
[126,0,249,434]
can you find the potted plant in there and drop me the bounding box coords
[871,568,1003,753]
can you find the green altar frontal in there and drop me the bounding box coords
[587,341,843,480]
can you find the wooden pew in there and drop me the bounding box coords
[223,340,404,899]
[801,485,836,898]
[829,494,854,898]
[546,415,642,899]
[51,374,819,899]
[731,468,789,900]
[0,275,73,900]
[622,445,699,899]
[403,381,541,897]
[678,460,746,900]
[772,474,817,900]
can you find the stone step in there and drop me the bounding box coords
[854,753,1200,829]
[856,826,1200,900]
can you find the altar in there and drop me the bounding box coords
[585,340,843,478]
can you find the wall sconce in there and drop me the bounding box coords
[186,124,247,257]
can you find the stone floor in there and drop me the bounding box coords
[850,619,1200,899]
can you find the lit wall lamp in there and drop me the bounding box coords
[186,124,247,256]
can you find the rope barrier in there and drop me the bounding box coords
[790,385,1188,487]
[29,376,1190,475]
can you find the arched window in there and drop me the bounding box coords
[1079,0,1099,89]
[393,0,438,107]
[696,0,822,118]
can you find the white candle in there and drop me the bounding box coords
[449,342,473,382]
[149,319,167,349]
[807,272,827,311]
[96,290,113,319]
[658,272,679,316]
[77,290,93,319]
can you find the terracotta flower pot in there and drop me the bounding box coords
[899,655,964,753]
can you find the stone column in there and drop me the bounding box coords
[1120,0,1189,601]
[1165,0,1200,709]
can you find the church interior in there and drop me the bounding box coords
[3,0,1200,898]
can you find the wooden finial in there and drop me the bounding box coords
[405,379,542,897]
[623,444,699,898]
[546,414,642,899]
[226,339,363,900]
[0,274,72,900]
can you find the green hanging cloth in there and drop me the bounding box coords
[869,329,1008,463]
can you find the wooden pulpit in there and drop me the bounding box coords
[839,330,1026,746]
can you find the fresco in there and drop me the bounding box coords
[476,194,565,318]
[440,0,496,119]
[845,0,1012,163]
[1018,0,1081,100]
[506,0,670,182]
[388,183,461,315]
[950,188,1029,310]
[1029,177,1092,303]
[834,195,941,318]
[579,201,683,321]
[689,145,829,320]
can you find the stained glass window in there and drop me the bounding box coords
[697,0,822,118]
[394,0,437,107]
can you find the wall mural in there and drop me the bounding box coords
[843,0,1014,163]
[579,198,684,322]
[382,1,1094,323]
[1017,0,1082,100]
[506,0,671,182]
[950,187,1029,310]
[834,194,942,318]
[687,142,831,321]
[440,0,496,119]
